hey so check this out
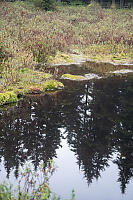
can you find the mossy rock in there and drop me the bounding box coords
[61,74,85,80]
[41,80,64,91]
[0,91,18,106]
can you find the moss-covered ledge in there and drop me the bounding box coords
[61,74,86,81]
[61,73,101,81]
[0,80,64,106]
[0,91,18,106]
[28,80,64,93]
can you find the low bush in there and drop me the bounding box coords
[33,0,57,11]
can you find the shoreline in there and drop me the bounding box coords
[45,52,133,67]
[1,59,133,108]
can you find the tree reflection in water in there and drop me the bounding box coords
[0,77,133,194]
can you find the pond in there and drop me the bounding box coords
[0,71,133,199]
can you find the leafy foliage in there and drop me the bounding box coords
[33,0,57,10]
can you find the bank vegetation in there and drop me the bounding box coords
[0,1,133,104]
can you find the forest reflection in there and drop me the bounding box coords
[0,77,133,194]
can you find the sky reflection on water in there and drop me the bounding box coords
[0,76,133,199]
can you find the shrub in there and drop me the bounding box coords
[69,0,85,6]
[0,37,12,71]
[33,0,57,11]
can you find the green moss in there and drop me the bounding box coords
[20,68,30,73]
[61,74,85,80]
[0,91,18,106]
[41,80,64,91]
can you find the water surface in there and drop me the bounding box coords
[0,76,133,200]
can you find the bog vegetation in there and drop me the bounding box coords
[0,1,133,96]
[0,0,133,197]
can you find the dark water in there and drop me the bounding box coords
[0,76,133,200]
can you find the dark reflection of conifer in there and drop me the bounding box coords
[0,93,63,178]
[111,78,133,194]
[0,77,133,194]
[63,80,115,184]
[63,77,133,187]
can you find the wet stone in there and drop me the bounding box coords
[110,69,133,74]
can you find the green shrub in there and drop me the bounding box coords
[30,39,56,63]
[69,0,84,6]
[33,0,57,11]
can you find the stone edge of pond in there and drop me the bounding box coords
[61,73,102,81]
[49,59,133,67]
[1,60,133,107]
